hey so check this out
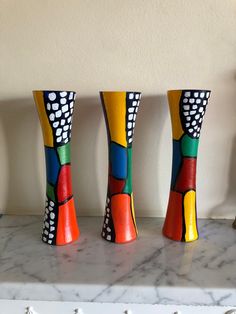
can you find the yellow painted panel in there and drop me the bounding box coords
[184,190,198,242]
[131,193,138,234]
[33,91,53,147]
[102,92,127,147]
[168,91,184,140]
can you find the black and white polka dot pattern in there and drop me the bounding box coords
[126,92,141,145]
[101,196,115,242]
[44,91,76,146]
[42,197,57,245]
[180,90,210,138]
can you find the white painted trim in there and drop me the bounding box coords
[0,300,234,314]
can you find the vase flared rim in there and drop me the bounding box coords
[100,91,141,94]
[32,90,76,94]
[168,89,211,93]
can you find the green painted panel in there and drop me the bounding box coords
[57,143,71,165]
[46,182,55,202]
[123,148,132,193]
[181,134,199,157]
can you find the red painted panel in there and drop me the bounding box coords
[109,175,125,195]
[57,165,73,203]
[174,158,197,192]
[162,191,183,241]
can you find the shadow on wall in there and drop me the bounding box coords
[71,97,106,216]
[209,135,236,219]
[133,95,168,217]
[0,98,44,214]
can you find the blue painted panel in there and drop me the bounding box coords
[171,140,182,189]
[110,142,127,179]
[45,147,60,185]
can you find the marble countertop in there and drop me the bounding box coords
[0,216,235,306]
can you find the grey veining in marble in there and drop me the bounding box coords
[0,216,235,306]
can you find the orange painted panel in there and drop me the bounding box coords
[111,194,137,243]
[56,198,80,245]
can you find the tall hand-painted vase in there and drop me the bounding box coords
[33,90,80,245]
[100,91,141,243]
[163,89,211,242]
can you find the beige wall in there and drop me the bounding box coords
[0,0,236,218]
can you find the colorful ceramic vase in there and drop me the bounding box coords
[33,90,79,245]
[163,89,211,242]
[100,91,141,243]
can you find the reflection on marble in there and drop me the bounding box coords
[0,216,235,306]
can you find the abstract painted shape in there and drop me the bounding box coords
[111,194,137,243]
[130,193,137,232]
[123,148,132,193]
[180,90,210,139]
[110,142,127,179]
[162,191,183,241]
[45,147,60,185]
[57,142,71,165]
[42,196,58,245]
[183,190,198,242]
[181,134,199,157]
[167,90,184,140]
[174,158,197,192]
[170,140,182,189]
[57,164,73,203]
[109,175,125,195]
[56,198,79,245]
[43,91,76,146]
[34,91,54,147]
[125,92,141,145]
[101,92,127,147]
[46,182,56,202]
[101,196,115,242]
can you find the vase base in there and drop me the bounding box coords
[42,231,80,246]
[101,232,137,244]
[162,230,198,243]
